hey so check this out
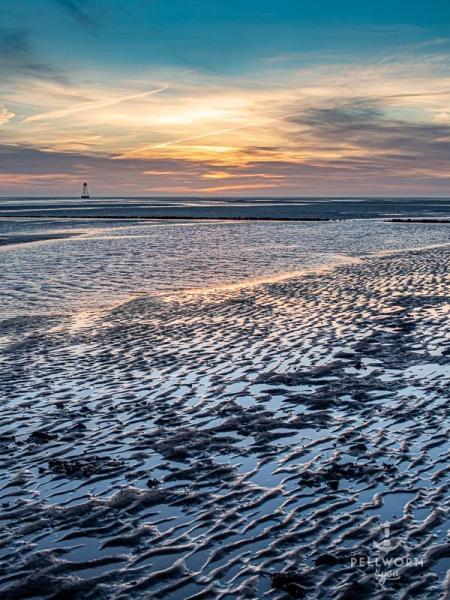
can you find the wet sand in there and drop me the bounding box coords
[0,216,330,222]
[388,219,450,224]
[0,232,80,247]
[0,245,449,599]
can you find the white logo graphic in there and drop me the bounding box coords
[375,521,393,550]
[351,521,424,588]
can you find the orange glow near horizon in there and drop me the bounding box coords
[3,59,450,195]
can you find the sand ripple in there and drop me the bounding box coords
[0,246,449,599]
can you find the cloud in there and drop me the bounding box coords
[0,27,66,82]
[0,143,204,187]
[55,0,101,28]
[3,138,450,197]
[0,106,15,126]
[288,97,450,168]
[202,182,279,193]
[433,111,450,123]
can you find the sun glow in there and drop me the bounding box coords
[4,54,450,194]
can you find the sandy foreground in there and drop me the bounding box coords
[0,245,449,599]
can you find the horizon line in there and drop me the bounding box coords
[1,195,450,200]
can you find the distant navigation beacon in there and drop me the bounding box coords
[81,182,90,199]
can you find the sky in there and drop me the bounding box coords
[1,1,450,197]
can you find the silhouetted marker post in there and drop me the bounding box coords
[81,182,90,199]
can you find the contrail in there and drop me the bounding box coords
[127,112,299,154]
[384,90,450,99]
[119,88,450,157]
[23,84,169,123]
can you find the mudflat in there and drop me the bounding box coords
[0,245,449,599]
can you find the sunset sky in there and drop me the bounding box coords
[1,0,450,196]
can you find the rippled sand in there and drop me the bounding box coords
[0,246,449,599]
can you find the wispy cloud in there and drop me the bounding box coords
[0,105,15,126]
[202,182,279,192]
[0,27,66,82]
[54,0,101,28]
[288,97,450,166]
